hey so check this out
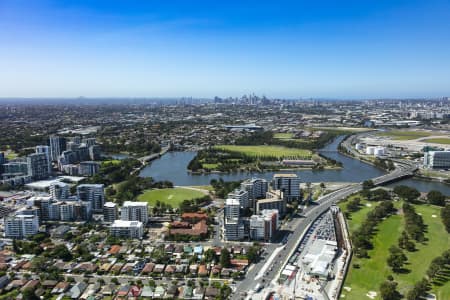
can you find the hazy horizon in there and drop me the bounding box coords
[1,0,450,98]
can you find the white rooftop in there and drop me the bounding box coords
[111,220,142,227]
[104,202,117,208]
[123,201,148,207]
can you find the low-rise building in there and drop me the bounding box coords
[110,220,144,239]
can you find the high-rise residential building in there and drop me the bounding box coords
[0,152,5,166]
[29,196,52,221]
[103,202,118,223]
[423,151,450,169]
[89,145,101,160]
[76,145,90,161]
[121,201,148,224]
[272,174,301,202]
[59,150,78,166]
[76,184,105,213]
[84,138,96,147]
[256,191,286,216]
[27,153,50,180]
[249,209,279,241]
[110,220,143,239]
[5,214,39,239]
[2,162,28,175]
[227,189,249,209]
[49,182,70,200]
[49,136,66,162]
[35,145,52,174]
[241,178,268,199]
[224,218,245,241]
[225,198,240,220]
[48,200,92,222]
[78,161,100,176]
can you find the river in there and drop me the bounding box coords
[139,136,450,195]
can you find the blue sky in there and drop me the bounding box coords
[1,0,450,98]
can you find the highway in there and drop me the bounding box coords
[232,137,418,299]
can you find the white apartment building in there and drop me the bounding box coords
[225,198,240,220]
[110,220,143,239]
[227,189,249,209]
[121,201,148,224]
[249,209,279,241]
[5,214,39,239]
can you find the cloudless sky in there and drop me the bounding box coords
[1,0,450,99]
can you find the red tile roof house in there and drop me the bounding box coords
[181,212,208,223]
[169,220,208,237]
[164,264,176,275]
[128,285,142,298]
[20,279,40,292]
[141,262,155,274]
[108,245,121,255]
[74,262,98,274]
[116,285,130,300]
[198,264,209,277]
[51,281,70,294]
[230,259,249,271]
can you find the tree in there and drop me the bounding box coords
[203,248,216,263]
[362,180,374,190]
[220,248,231,268]
[22,288,39,300]
[380,280,401,300]
[387,246,407,272]
[427,190,446,206]
[246,246,260,263]
[393,185,420,202]
[49,245,73,261]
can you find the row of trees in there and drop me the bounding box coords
[441,204,450,233]
[426,250,450,284]
[387,245,408,272]
[352,201,396,258]
[403,203,426,242]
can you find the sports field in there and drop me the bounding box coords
[137,187,206,208]
[341,200,450,299]
[213,145,312,159]
[376,130,432,140]
[422,138,450,145]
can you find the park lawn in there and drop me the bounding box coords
[376,130,432,140]
[202,163,220,169]
[214,145,312,159]
[189,185,214,191]
[101,159,121,166]
[274,133,295,139]
[137,187,205,208]
[422,138,450,145]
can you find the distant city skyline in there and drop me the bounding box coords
[1,0,450,98]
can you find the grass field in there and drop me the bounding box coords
[273,133,296,139]
[214,145,312,159]
[376,130,432,140]
[341,201,450,299]
[101,159,121,166]
[422,138,450,145]
[137,187,206,208]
